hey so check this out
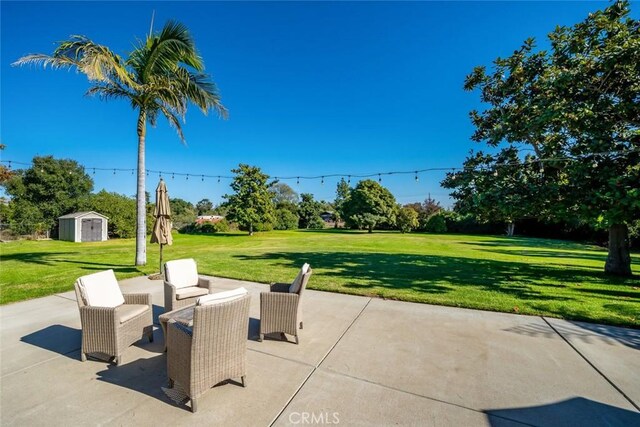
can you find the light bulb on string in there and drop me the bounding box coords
[296,177,300,185]
[171,173,175,179]
[217,176,220,183]
[113,169,116,175]
[378,174,382,183]
[321,176,324,185]
[201,175,204,182]
[186,174,189,181]
[347,175,351,184]
[493,169,498,177]
[414,172,419,183]
[93,168,96,175]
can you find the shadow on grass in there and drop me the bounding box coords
[1,251,76,266]
[234,251,640,326]
[1,252,142,274]
[486,397,640,426]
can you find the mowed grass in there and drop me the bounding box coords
[1,230,638,327]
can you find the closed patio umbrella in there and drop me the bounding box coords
[150,179,173,277]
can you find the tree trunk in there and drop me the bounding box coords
[506,222,515,237]
[605,223,632,277]
[135,110,147,266]
[249,223,253,236]
[368,225,373,233]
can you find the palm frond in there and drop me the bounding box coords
[14,35,138,89]
[155,103,185,143]
[85,83,134,101]
[11,53,80,70]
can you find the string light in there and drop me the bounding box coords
[1,147,637,185]
[186,174,189,181]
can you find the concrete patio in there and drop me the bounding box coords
[1,275,638,426]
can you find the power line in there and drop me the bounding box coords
[1,147,638,183]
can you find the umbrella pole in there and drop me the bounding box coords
[159,244,164,278]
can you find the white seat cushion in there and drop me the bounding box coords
[289,263,310,294]
[165,259,199,289]
[175,286,209,300]
[197,287,248,306]
[78,270,125,308]
[117,304,149,324]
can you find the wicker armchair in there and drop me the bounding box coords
[259,265,312,344]
[164,258,214,312]
[166,294,250,413]
[74,271,153,366]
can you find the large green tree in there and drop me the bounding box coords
[223,164,275,235]
[442,147,542,236]
[81,190,139,238]
[195,198,214,216]
[14,21,227,265]
[333,178,351,228]
[459,1,639,276]
[298,193,323,229]
[3,156,93,235]
[343,179,397,233]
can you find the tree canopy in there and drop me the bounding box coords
[342,179,397,233]
[448,0,640,276]
[3,156,93,235]
[223,164,275,235]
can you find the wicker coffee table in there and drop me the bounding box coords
[159,305,196,351]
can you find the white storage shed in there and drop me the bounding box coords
[58,211,108,242]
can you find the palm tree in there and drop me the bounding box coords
[13,21,227,265]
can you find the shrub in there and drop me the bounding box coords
[213,219,230,233]
[274,208,299,230]
[397,207,419,233]
[425,213,447,233]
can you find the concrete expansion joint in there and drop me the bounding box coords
[268,298,372,426]
[1,348,80,379]
[317,366,534,427]
[53,294,77,303]
[541,316,640,412]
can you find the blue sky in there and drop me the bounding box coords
[1,1,615,207]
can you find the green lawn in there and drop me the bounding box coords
[1,230,638,327]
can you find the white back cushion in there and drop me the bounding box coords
[197,287,248,306]
[165,259,199,289]
[289,263,310,294]
[78,269,125,308]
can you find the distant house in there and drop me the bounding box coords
[320,211,334,223]
[195,215,225,225]
[58,211,108,242]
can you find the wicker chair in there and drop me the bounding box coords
[166,294,250,412]
[164,258,214,312]
[259,265,312,344]
[74,271,153,366]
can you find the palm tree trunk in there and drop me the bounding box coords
[135,110,147,266]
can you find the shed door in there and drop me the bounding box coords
[81,219,102,242]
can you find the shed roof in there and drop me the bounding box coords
[58,211,109,220]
